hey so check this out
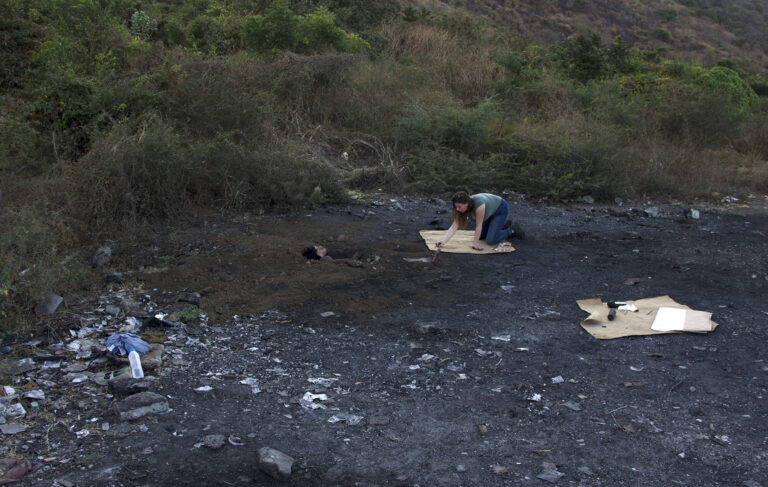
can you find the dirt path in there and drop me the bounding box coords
[3,195,767,486]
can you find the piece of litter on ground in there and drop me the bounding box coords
[527,393,542,402]
[328,413,364,425]
[551,376,565,384]
[239,378,261,394]
[563,401,582,412]
[320,311,335,318]
[491,335,511,342]
[537,468,566,483]
[630,366,644,372]
[300,392,328,410]
[194,386,213,392]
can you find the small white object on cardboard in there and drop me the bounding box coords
[651,307,714,332]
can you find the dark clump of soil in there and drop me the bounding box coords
[3,195,767,486]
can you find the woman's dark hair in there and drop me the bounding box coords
[451,191,473,229]
[302,246,321,260]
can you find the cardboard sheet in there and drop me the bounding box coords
[577,295,718,339]
[419,230,515,254]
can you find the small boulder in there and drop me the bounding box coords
[258,447,294,479]
[114,392,169,421]
[34,292,65,315]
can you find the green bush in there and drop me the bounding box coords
[0,1,41,89]
[656,8,678,22]
[696,66,758,113]
[404,139,596,199]
[130,11,158,40]
[244,2,368,54]
[556,32,606,83]
[652,28,672,42]
[396,98,500,155]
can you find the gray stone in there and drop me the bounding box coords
[581,195,595,204]
[115,392,169,421]
[105,305,121,316]
[34,292,65,315]
[563,401,582,412]
[258,447,294,478]
[0,423,27,435]
[92,245,112,268]
[109,377,152,396]
[202,434,226,449]
[178,292,201,306]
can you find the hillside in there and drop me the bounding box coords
[450,0,768,69]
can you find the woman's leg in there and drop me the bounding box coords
[483,200,511,245]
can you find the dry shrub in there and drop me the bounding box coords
[518,78,581,123]
[441,53,503,102]
[381,22,502,103]
[383,22,458,61]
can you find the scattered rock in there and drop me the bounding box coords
[258,447,294,479]
[0,423,27,435]
[92,245,112,268]
[178,292,201,306]
[114,392,169,421]
[202,434,226,449]
[0,456,31,483]
[35,292,65,315]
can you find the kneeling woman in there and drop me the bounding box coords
[437,192,514,251]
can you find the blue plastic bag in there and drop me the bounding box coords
[106,333,151,356]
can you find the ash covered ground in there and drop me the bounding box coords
[2,194,767,486]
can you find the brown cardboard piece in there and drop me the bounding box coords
[419,230,515,254]
[577,295,718,340]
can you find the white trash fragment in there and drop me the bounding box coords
[75,429,90,439]
[328,413,364,425]
[491,335,511,342]
[307,377,338,386]
[527,393,542,402]
[23,390,45,401]
[300,392,328,410]
[320,312,335,318]
[239,378,261,394]
[629,366,644,372]
[194,386,213,392]
[551,376,565,384]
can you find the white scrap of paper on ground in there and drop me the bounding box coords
[651,307,686,331]
[651,307,712,332]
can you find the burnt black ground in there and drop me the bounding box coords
[4,194,768,486]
